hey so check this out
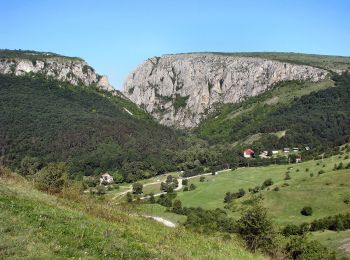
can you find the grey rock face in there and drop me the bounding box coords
[0,57,114,91]
[123,54,328,128]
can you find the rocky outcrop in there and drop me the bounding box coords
[123,53,328,128]
[0,56,114,91]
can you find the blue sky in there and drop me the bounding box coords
[1,0,349,89]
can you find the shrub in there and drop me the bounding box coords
[182,179,188,186]
[285,236,333,260]
[126,192,133,202]
[35,162,68,193]
[318,170,325,175]
[273,186,280,191]
[19,156,40,176]
[305,168,309,172]
[183,186,189,191]
[172,200,182,214]
[261,178,273,189]
[301,206,313,216]
[189,183,196,190]
[157,194,172,207]
[296,169,300,172]
[285,172,291,180]
[132,182,143,194]
[149,193,156,203]
[310,173,314,177]
[96,185,107,195]
[200,176,205,182]
[237,202,278,254]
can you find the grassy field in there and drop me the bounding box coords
[0,170,263,259]
[312,230,350,259]
[131,148,350,257]
[176,152,350,226]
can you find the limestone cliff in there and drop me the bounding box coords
[0,53,114,91]
[123,53,328,128]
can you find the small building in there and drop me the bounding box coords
[305,146,310,151]
[293,148,299,152]
[259,151,268,159]
[296,157,302,163]
[284,148,290,153]
[243,149,255,158]
[100,173,114,184]
[272,150,279,155]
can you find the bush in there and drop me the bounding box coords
[318,170,325,175]
[273,186,280,191]
[172,199,182,214]
[285,172,291,180]
[182,179,188,186]
[261,178,273,189]
[19,156,40,176]
[301,206,313,216]
[126,192,133,202]
[189,183,196,190]
[183,186,189,191]
[35,162,68,193]
[285,236,333,260]
[310,173,314,177]
[237,202,277,254]
[199,176,205,182]
[305,168,309,172]
[132,182,143,194]
[96,185,107,195]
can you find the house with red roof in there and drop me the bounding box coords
[243,149,255,158]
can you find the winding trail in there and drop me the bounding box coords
[113,168,231,200]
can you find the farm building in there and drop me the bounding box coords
[243,149,255,158]
[100,173,114,184]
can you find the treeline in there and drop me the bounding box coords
[197,73,350,157]
[283,213,350,236]
[0,49,82,61]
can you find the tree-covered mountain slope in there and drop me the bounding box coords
[0,74,184,181]
[195,72,350,154]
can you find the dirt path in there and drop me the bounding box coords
[113,168,231,200]
[143,215,176,228]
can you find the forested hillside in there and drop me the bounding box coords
[0,74,184,181]
[196,72,350,155]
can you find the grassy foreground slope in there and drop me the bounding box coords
[0,170,263,259]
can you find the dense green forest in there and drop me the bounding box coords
[196,73,350,155]
[0,74,185,181]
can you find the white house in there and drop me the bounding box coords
[272,150,279,155]
[100,173,114,184]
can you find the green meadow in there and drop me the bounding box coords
[0,171,263,260]
[177,153,350,226]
